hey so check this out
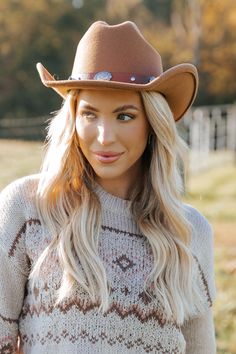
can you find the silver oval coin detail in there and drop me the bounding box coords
[94,71,112,81]
[148,76,156,83]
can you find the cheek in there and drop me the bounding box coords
[75,121,92,159]
[132,121,149,148]
[75,119,94,150]
[75,119,86,140]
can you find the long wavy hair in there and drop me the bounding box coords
[31,89,204,324]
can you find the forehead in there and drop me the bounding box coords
[77,88,143,107]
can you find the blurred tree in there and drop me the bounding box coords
[143,0,173,24]
[0,0,236,120]
[171,0,202,64]
[0,0,105,119]
[154,0,236,104]
[200,0,236,104]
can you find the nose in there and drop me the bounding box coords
[97,120,116,145]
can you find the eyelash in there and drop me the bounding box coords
[117,113,135,121]
[80,111,135,121]
[81,111,96,120]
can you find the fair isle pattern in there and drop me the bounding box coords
[8,219,41,258]
[20,329,182,353]
[0,338,15,354]
[0,175,216,354]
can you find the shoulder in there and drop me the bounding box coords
[0,174,40,204]
[0,174,40,232]
[184,203,212,233]
[183,203,214,250]
[0,175,40,274]
[0,173,40,235]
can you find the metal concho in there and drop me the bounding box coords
[94,71,113,81]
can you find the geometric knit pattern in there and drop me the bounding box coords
[0,175,216,354]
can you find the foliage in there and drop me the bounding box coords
[0,0,106,118]
[200,0,236,104]
[0,0,236,118]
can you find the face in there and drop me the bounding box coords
[75,89,150,197]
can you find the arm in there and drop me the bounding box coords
[181,308,216,354]
[0,179,30,352]
[183,206,217,353]
[0,249,27,352]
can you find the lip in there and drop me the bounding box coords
[92,151,124,163]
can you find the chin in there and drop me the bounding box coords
[95,171,121,180]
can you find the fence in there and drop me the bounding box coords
[0,116,47,141]
[177,103,236,173]
[1,103,236,172]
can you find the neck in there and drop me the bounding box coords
[95,180,126,200]
[96,174,142,200]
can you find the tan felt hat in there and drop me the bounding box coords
[36,21,198,121]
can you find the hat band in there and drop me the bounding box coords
[69,71,156,84]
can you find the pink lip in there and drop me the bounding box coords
[92,151,124,163]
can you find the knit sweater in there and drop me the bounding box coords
[0,175,216,354]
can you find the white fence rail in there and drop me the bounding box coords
[178,104,236,173]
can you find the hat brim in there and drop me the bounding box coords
[36,62,198,121]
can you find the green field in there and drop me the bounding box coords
[185,162,236,354]
[0,139,236,353]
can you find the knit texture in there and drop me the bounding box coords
[0,175,216,354]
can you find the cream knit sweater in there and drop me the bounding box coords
[0,175,216,354]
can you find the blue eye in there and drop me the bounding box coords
[118,113,134,121]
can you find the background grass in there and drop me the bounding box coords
[0,139,236,353]
[184,163,236,354]
[0,140,43,189]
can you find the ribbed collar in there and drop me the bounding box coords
[94,183,132,217]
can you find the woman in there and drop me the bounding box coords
[0,21,216,353]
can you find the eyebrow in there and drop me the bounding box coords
[113,105,139,113]
[79,103,139,113]
[79,104,99,112]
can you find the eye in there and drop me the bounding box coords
[80,111,97,120]
[117,113,135,121]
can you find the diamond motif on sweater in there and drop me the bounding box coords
[113,254,135,272]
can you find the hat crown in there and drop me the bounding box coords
[71,21,163,78]
[36,21,198,121]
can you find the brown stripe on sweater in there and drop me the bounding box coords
[20,329,180,353]
[8,219,41,258]
[20,297,177,327]
[193,255,213,306]
[0,313,18,324]
[101,225,143,239]
[104,302,176,327]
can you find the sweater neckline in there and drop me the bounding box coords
[94,183,132,217]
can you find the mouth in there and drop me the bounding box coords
[92,151,124,163]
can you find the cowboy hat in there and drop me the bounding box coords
[36,21,198,121]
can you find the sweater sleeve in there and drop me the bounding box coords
[0,179,30,352]
[183,205,217,353]
[181,308,216,354]
[185,204,217,307]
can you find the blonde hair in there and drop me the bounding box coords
[31,89,204,324]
